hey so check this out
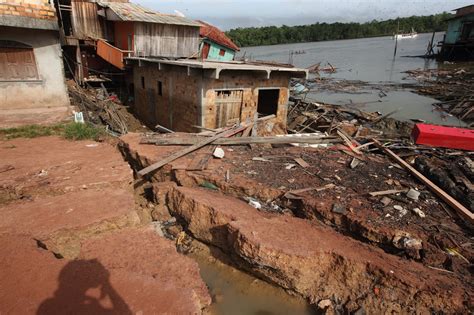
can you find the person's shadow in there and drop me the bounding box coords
[37,259,132,315]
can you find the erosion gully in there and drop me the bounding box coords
[118,134,472,314]
[123,145,315,315]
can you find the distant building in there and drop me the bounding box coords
[439,5,474,60]
[0,0,70,127]
[197,20,240,61]
[127,58,307,133]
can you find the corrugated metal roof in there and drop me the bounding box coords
[197,20,240,51]
[98,2,200,27]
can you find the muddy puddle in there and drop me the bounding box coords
[188,243,315,315]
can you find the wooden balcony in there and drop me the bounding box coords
[96,39,133,70]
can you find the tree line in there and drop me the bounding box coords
[225,13,453,47]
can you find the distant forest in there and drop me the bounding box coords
[225,13,453,47]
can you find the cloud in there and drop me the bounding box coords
[134,0,474,30]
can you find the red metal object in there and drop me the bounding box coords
[412,123,474,151]
[197,20,240,51]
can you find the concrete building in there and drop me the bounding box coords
[439,5,474,60]
[0,0,70,127]
[127,58,307,133]
[197,20,239,61]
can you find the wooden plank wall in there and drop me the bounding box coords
[134,23,200,58]
[214,90,243,127]
[71,1,104,39]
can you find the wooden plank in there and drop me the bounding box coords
[373,140,474,225]
[187,145,216,171]
[368,189,407,197]
[141,136,340,146]
[294,157,310,168]
[337,130,362,155]
[138,127,243,176]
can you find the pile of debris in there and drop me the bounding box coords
[287,96,413,139]
[405,67,474,126]
[118,105,474,312]
[68,81,144,136]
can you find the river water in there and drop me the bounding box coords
[240,33,466,126]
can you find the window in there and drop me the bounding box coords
[0,40,38,81]
[257,89,280,116]
[460,22,473,41]
[157,81,163,96]
[141,76,145,89]
[219,49,226,57]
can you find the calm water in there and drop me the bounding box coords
[240,33,466,126]
[190,245,314,315]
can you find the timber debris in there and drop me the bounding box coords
[405,67,474,126]
[68,81,141,136]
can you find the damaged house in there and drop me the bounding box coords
[52,0,307,133]
[0,0,70,126]
[439,5,474,60]
[197,20,240,61]
[55,0,201,82]
[128,58,307,133]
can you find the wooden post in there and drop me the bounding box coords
[374,140,474,225]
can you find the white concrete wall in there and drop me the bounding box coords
[0,26,69,110]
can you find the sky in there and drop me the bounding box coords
[136,0,474,30]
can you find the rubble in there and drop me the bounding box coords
[118,122,473,312]
[405,67,474,126]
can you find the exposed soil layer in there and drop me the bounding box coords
[119,133,474,312]
[0,136,211,314]
[168,185,469,313]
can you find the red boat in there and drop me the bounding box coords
[412,124,474,151]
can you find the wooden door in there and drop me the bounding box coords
[214,90,243,128]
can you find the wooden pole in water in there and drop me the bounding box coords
[393,36,398,57]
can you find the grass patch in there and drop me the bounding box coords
[0,124,65,139]
[0,123,105,141]
[63,123,105,141]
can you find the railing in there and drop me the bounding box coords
[96,39,133,70]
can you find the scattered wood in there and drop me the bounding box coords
[284,184,335,199]
[186,145,216,171]
[155,124,174,134]
[141,135,340,146]
[373,139,474,225]
[368,189,407,197]
[372,109,400,124]
[294,157,310,168]
[138,126,244,176]
[350,158,361,169]
[337,130,362,155]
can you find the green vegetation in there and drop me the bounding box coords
[63,123,104,141]
[0,123,105,141]
[226,13,453,47]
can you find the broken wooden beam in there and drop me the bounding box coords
[373,139,474,225]
[138,127,244,176]
[368,189,407,197]
[155,124,174,134]
[141,135,341,146]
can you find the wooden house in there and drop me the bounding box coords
[197,20,239,61]
[439,5,474,60]
[54,0,200,82]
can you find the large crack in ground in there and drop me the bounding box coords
[117,136,473,314]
